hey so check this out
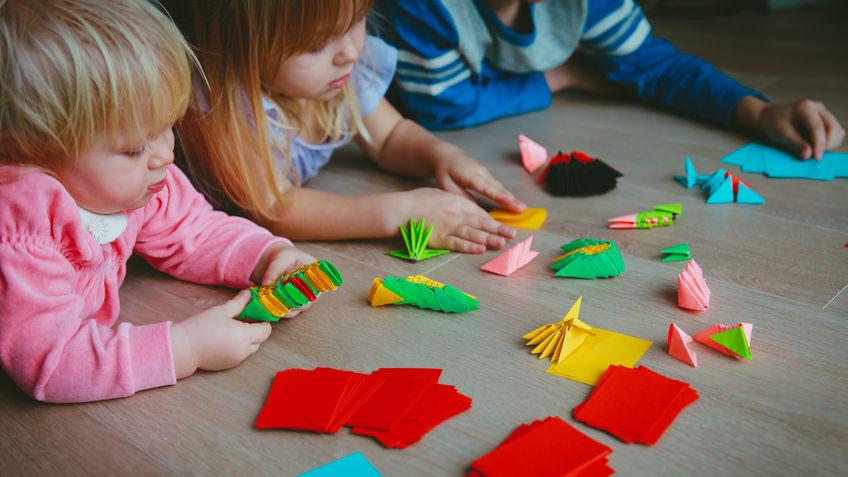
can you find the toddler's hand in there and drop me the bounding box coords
[433,153,526,213]
[736,96,845,160]
[402,187,516,253]
[171,290,271,379]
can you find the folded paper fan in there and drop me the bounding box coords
[677,259,710,312]
[518,134,548,174]
[239,260,343,322]
[536,150,622,197]
[388,218,450,262]
[523,297,594,364]
[368,275,478,313]
[481,236,539,276]
[550,238,625,279]
[608,203,681,229]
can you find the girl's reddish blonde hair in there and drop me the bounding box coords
[173,0,374,222]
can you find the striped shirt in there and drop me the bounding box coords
[376,0,765,130]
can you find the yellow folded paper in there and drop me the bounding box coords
[490,208,547,230]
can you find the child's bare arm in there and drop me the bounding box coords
[259,186,514,253]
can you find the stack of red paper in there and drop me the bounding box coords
[468,416,614,477]
[256,367,471,448]
[573,366,698,445]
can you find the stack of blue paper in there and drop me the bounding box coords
[721,143,848,181]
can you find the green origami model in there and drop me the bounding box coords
[387,218,450,262]
[710,327,752,360]
[369,275,479,313]
[550,238,625,279]
[660,243,691,262]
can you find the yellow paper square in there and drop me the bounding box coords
[546,328,652,385]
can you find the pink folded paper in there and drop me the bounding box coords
[519,134,548,174]
[481,236,540,276]
[667,324,697,367]
[677,259,710,311]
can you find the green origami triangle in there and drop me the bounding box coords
[387,218,450,262]
[710,327,752,360]
[654,203,682,216]
[660,243,691,262]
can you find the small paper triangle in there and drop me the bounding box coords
[368,278,404,307]
[736,182,765,204]
[683,156,697,189]
[667,324,697,367]
[706,177,735,204]
[518,134,549,174]
[709,327,752,360]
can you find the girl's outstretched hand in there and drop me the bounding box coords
[400,187,516,254]
[171,290,272,379]
[735,96,845,161]
[433,152,526,213]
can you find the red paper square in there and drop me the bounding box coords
[255,368,355,431]
[346,368,441,430]
[573,366,698,445]
[352,384,472,448]
[471,416,612,477]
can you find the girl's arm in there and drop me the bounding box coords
[134,165,289,288]
[358,98,525,212]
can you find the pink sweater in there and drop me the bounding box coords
[0,164,288,403]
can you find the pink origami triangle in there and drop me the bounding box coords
[677,259,710,311]
[518,134,548,174]
[667,324,697,367]
[694,323,752,358]
[481,236,540,276]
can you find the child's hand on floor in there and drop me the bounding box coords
[735,96,845,160]
[433,152,526,214]
[401,187,516,253]
[170,290,272,379]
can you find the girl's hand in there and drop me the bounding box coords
[734,96,845,160]
[433,151,526,213]
[252,242,316,286]
[401,187,516,253]
[251,242,316,318]
[170,290,272,379]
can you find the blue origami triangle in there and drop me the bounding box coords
[706,177,734,204]
[683,156,697,189]
[736,182,765,204]
[703,169,727,192]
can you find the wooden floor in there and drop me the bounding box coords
[2,3,846,476]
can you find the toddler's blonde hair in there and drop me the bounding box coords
[0,0,196,168]
[173,0,374,222]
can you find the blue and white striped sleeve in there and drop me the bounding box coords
[581,0,766,126]
[376,0,552,130]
